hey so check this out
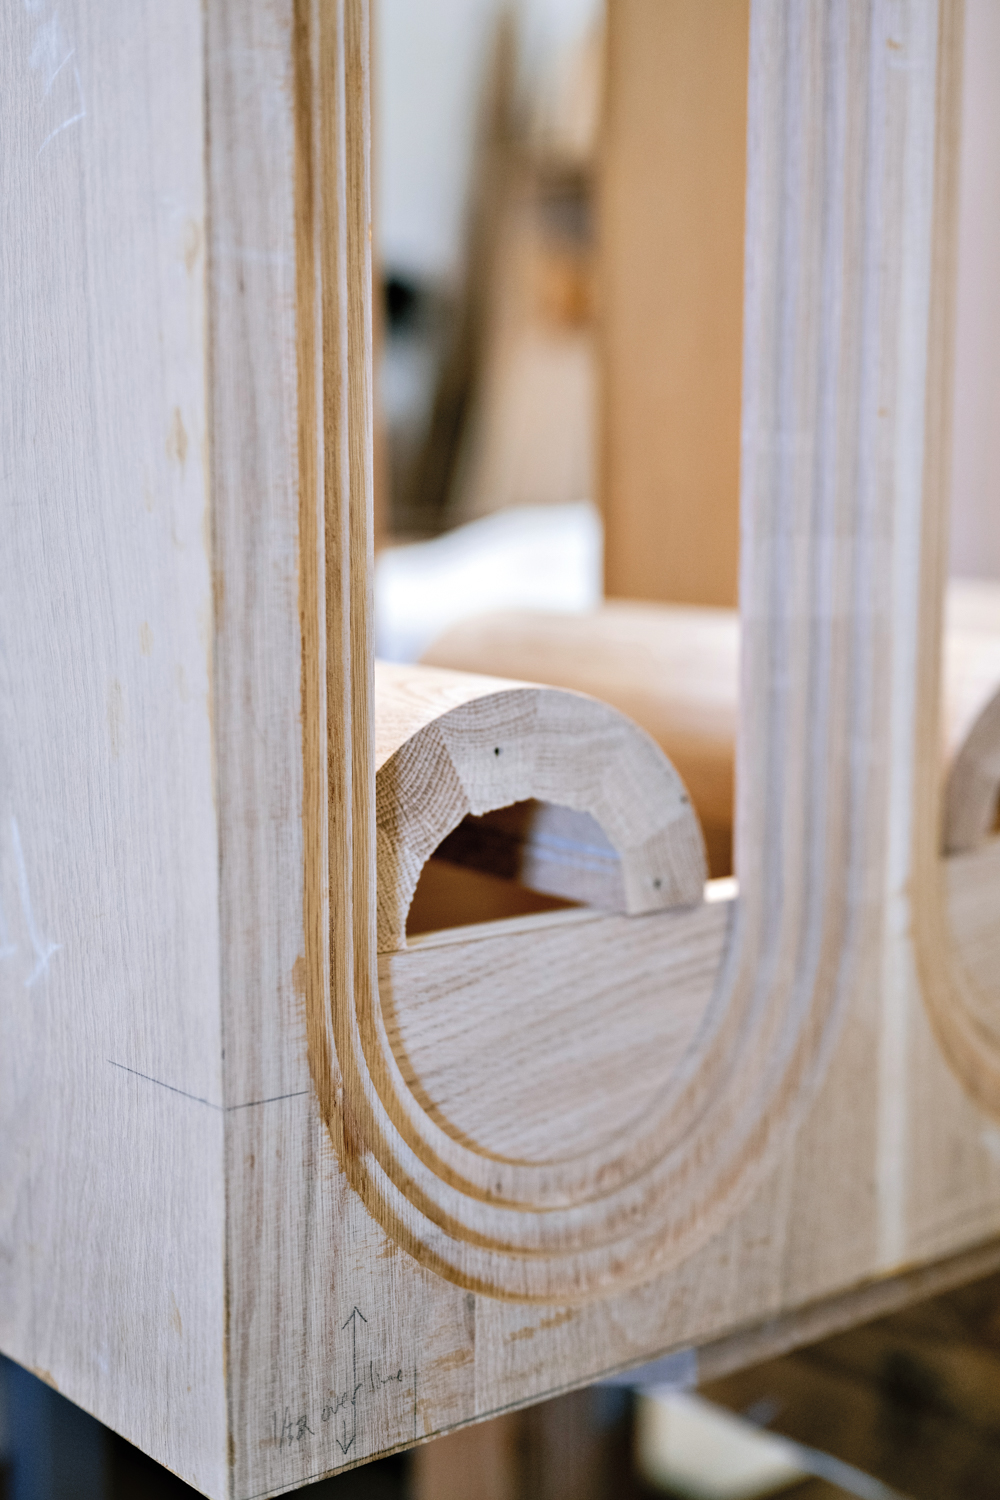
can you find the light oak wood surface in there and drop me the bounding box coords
[8,5,1000,1499]
[0,4,226,1494]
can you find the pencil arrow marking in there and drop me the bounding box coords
[337,1307,368,1454]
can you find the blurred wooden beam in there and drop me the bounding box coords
[600,0,749,608]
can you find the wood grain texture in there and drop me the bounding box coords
[314,0,1000,1322]
[208,2,320,1494]
[208,3,416,1498]
[380,902,731,1167]
[317,653,727,1302]
[600,0,749,608]
[0,3,226,1494]
[230,3,1000,1490]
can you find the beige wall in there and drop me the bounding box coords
[950,0,1000,580]
[601,0,749,608]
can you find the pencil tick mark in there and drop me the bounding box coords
[227,1089,311,1111]
[107,1062,310,1113]
[108,1061,221,1110]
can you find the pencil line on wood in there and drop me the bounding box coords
[108,1062,311,1114]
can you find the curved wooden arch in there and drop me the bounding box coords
[309,2,972,1304]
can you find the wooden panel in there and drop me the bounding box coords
[207,3,320,1496]
[210,5,1000,1493]
[380,902,731,1167]
[208,2,392,1497]
[601,0,749,607]
[300,0,1000,1420]
[0,4,226,1494]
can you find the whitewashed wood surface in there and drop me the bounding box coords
[0,2,226,1494]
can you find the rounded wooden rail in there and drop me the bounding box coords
[422,581,1000,866]
[423,602,738,876]
[375,659,708,949]
[350,660,730,1302]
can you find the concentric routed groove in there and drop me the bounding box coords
[319,4,958,1302]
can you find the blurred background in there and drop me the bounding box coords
[374,0,607,659]
[374,0,1000,638]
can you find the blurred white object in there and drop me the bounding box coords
[636,1390,906,1500]
[636,1392,807,1500]
[374,502,602,663]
